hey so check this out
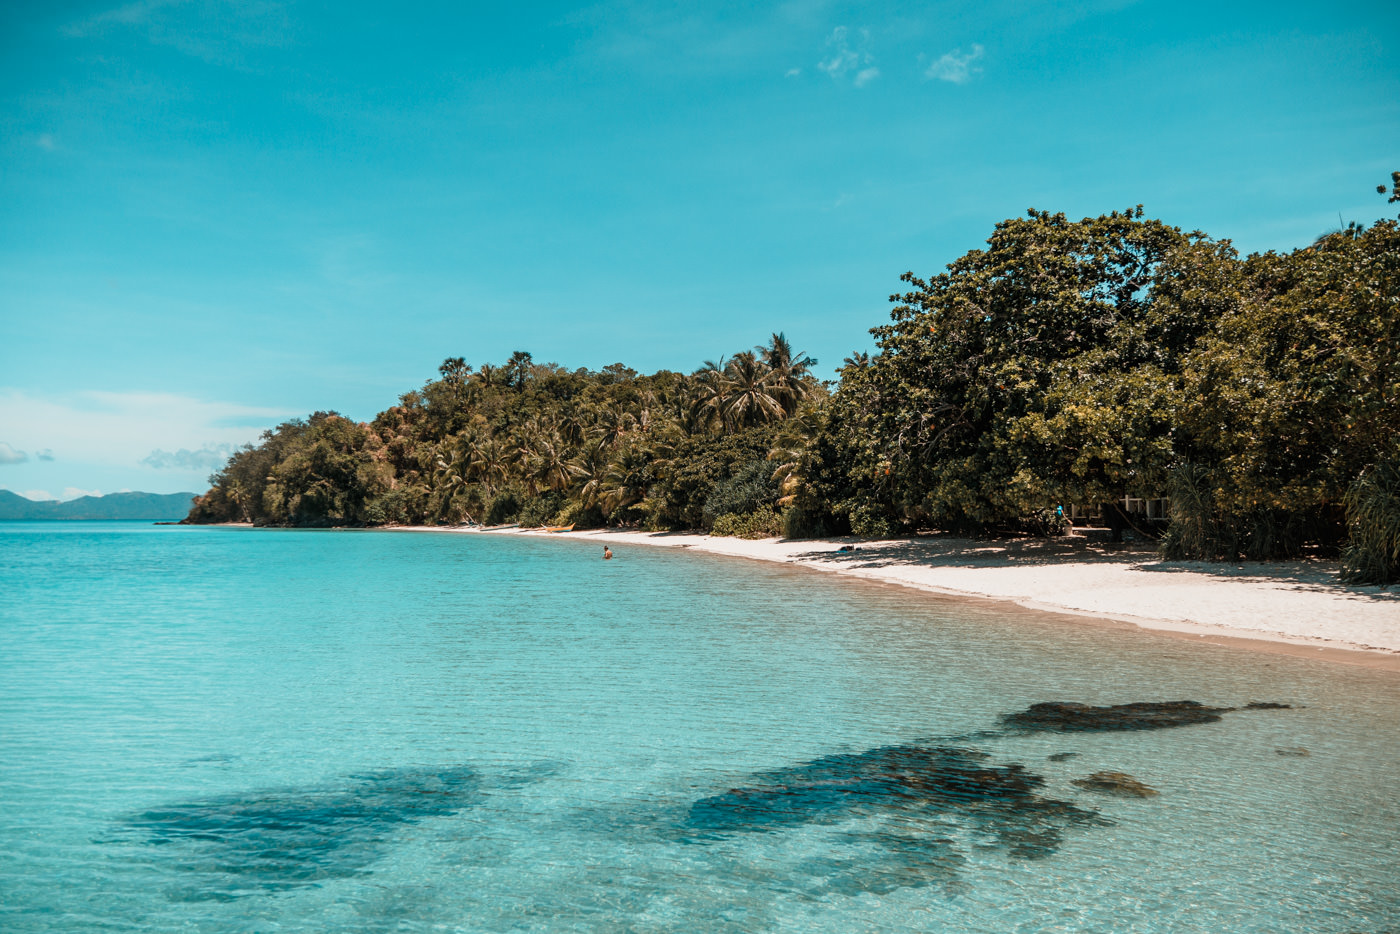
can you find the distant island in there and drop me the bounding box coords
[0,490,199,521]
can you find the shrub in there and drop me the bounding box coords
[711,506,783,539]
[1160,464,1236,560]
[517,491,565,528]
[702,457,781,528]
[362,487,419,526]
[485,490,521,525]
[549,500,607,529]
[849,503,896,539]
[1341,458,1400,584]
[780,505,826,540]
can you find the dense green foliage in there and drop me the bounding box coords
[189,178,1399,580]
[803,181,1398,574]
[188,336,824,536]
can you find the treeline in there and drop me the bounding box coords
[188,175,1400,582]
[187,336,826,539]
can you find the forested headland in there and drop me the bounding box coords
[187,176,1400,583]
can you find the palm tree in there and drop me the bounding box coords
[689,359,729,433]
[556,407,587,447]
[509,430,541,494]
[583,444,651,517]
[505,350,534,390]
[721,351,784,428]
[758,333,817,416]
[465,436,510,496]
[572,438,610,505]
[768,412,819,507]
[471,364,501,394]
[432,434,476,521]
[590,404,636,448]
[526,434,582,493]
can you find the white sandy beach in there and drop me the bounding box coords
[446,527,1400,668]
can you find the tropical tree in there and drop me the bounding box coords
[526,434,582,494]
[721,351,784,428]
[758,332,818,416]
[824,206,1198,530]
[505,350,534,390]
[689,359,730,432]
[583,443,652,519]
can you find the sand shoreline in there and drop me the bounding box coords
[398,525,1400,670]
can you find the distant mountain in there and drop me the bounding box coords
[0,490,199,521]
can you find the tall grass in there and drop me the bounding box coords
[1341,458,1400,585]
[1160,464,1237,560]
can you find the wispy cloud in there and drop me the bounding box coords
[35,134,57,151]
[926,44,984,84]
[141,444,238,471]
[36,449,55,461]
[20,490,56,502]
[818,26,878,87]
[63,487,102,501]
[784,67,802,78]
[0,390,290,477]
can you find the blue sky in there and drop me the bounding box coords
[2,0,1397,499]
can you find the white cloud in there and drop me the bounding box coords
[0,443,27,465]
[784,67,802,78]
[63,487,102,501]
[36,448,55,461]
[141,444,239,471]
[35,134,56,151]
[926,44,984,84]
[0,389,289,476]
[817,26,876,86]
[21,490,56,502]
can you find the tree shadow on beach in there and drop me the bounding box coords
[791,535,1399,603]
[793,535,1155,570]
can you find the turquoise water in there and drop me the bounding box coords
[1,522,1397,933]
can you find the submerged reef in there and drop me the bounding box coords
[1001,699,1293,733]
[1071,771,1160,798]
[1003,700,1235,732]
[675,699,1297,893]
[122,765,490,898]
[687,744,1106,861]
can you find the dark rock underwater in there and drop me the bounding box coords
[117,699,1293,900]
[120,765,527,900]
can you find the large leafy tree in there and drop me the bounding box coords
[1165,199,1400,557]
[827,207,1202,529]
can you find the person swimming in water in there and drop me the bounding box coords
[603,546,613,560]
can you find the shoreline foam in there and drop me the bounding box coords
[411,526,1400,670]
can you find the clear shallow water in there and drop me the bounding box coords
[1,522,1396,933]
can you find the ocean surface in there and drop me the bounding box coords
[1,522,1397,933]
